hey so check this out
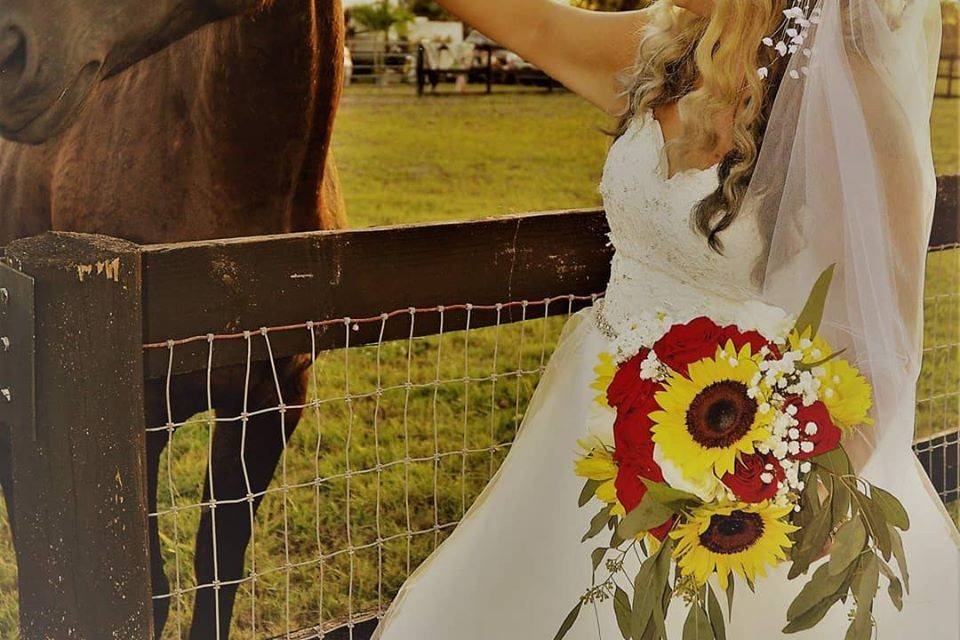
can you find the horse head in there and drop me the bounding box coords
[0,0,263,144]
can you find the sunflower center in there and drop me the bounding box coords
[699,510,765,554]
[685,381,757,448]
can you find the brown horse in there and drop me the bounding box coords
[0,0,345,637]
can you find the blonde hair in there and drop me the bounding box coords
[617,0,789,252]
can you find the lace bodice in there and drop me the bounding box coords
[597,114,776,360]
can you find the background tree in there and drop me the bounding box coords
[349,1,414,81]
[404,0,455,20]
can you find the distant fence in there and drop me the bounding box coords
[0,176,956,639]
[344,39,559,95]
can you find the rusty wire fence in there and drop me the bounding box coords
[147,296,594,639]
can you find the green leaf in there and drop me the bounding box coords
[641,479,702,508]
[706,584,727,640]
[782,596,841,633]
[650,538,675,639]
[877,559,903,611]
[610,528,626,550]
[786,562,852,621]
[554,601,582,640]
[725,577,735,618]
[889,525,910,593]
[583,504,613,542]
[618,493,676,540]
[792,494,833,575]
[793,264,836,337]
[846,554,880,640]
[829,518,867,575]
[853,554,880,604]
[812,447,852,476]
[796,348,847,371]
[682,603,713,640]
[831,482,851,524]
[614,586,633,639]
[631,555,660,638]
[870,485,910,531]
[579,479,602,507]
[592,547,608,572]
[857,491,891,559]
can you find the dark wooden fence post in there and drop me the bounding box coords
[1,232,152,639]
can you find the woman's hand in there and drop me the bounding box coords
[674,0,715,17]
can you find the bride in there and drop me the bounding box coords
[375,0,959,638]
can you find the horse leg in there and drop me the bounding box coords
[189,355,310,640]
[144,371,212,639]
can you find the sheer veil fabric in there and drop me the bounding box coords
[756,0,942,463]
[373,1,960,638]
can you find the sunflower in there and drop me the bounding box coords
[789,330,873,429]
[650,343,771,478]
[590,351,617,407]
[574,438,625,516]
[670,501,798,590]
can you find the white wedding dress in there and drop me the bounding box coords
[373,113,960,639]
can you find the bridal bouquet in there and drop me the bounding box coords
[563,267,910,640]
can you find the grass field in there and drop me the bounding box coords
[0,85,956,639]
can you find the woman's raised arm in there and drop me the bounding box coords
[432,0,649,114]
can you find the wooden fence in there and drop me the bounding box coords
[0,175,956,639]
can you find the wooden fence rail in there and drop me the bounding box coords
[0,175,956,639]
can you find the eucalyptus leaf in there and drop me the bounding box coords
[794,496,833,572]
[782,594,842,634]
[579,479,602,507]
[592,547,608,572]
[796,348,847,371]
[793,264,836,337]
[706,584,727,640]
[889,525,910,593]
[857,491,891,559]
[887,574,904,611]
[682,604,713,640]
[725,577,735,618]
[829,518,866,575]
[831,482,851,524]
[631,555,660,638]
[610,528,626,550]
[786,562,851,621]
[812,447,852,476]
[877,559,904,611]
[870,485,910,531]
[853,553,880,604]
[614,586,633,639]
[583,504,613,542]
[618,493,676,540]
[846,554,880,640]
[649,539,675,639]
[641,478,701,508]
[554,601,582,640]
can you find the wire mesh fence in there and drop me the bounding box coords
[914,245,960,513]
[147,295,596,639]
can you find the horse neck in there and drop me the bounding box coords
[45,0,342,243]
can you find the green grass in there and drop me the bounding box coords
[0,86,956,639]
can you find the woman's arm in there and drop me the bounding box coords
[433,0,648,114]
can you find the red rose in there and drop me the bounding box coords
[607,348,661,413]
[788,398,842,460]
[718,326,780,359]
[614,444,673,540]
[722,453,784,503]
[652,317,727,375]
